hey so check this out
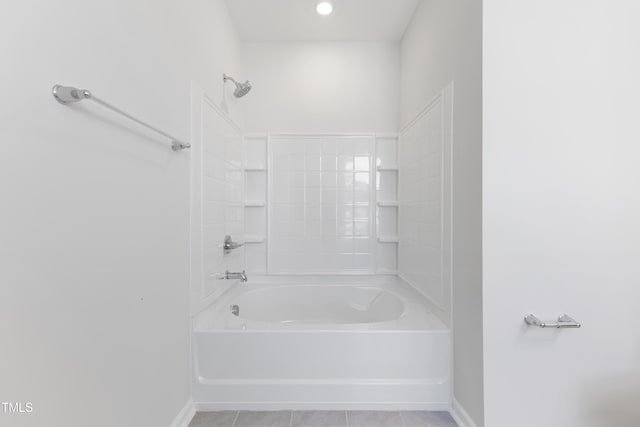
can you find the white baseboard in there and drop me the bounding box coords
[195,401,449,412]
[169,399,196,427]
[451,398,479,427]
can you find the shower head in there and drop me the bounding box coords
[223,74,252,98]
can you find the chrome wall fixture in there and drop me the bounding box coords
[52,85,190,151]
[224,271,248,282]
[524,314,581,328]
[223,235,244,255]
[223,74,252,98]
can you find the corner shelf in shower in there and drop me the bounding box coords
[377,201,399,207]
[244,236,266,244]
[377,236,400,243]
[244,200,266,207]
[377,165,399,171]
[244,166,267,172]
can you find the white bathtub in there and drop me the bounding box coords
[226,285,405,326]
[192,275,450,410]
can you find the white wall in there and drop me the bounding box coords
[400,0,483,425]
[0,1,243,426]
[483,1,640,426]
[243,42,399,133]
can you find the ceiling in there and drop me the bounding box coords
[224,0,422,42]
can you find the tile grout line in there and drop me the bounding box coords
[288,410,293,427]
[345,410,350,427]
[398,411,407,427]
[231,410,240,427]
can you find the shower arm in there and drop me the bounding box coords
[222,73,251,98]
[223,74,238,84]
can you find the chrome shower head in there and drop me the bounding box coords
[234,81,252,98]
[223,74,252,98]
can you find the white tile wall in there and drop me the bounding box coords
[268,136,376,274]
[398,93,451,309]
[376,135,399,273]
[243,135,268,273]
[242,134,399,275]
[245,134,268,170]
[197,97,244,303]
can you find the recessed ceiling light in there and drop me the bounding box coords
[315,0,334,16]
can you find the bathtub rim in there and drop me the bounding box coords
[194,275,448,332]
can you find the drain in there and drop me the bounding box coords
[230,305,240,316]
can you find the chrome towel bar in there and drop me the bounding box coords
[524,314,581,328]
[52,85,190,151]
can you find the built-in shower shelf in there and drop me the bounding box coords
[244,166,266,172]
[377,236,399,243]
[245,236,266,244]
[377,165,399,171]
[244,201,266,207]
[377,201,399,207]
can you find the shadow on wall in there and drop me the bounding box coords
[220,85,229,114]
[581,359,640,427]
[56,98,180,167]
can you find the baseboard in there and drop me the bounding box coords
[195,401,449,411]
[169,399,196,427]
[193,377,450,412]
[450,398,479,427]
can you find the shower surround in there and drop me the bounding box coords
[189,116,451,409]
[189,39,453,412]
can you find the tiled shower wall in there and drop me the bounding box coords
[243,134,398,275]
[398,87,452,313]
[191,91,245,312]
[376,135,400,274]
[269,136,375,273]
[201,121,244,297]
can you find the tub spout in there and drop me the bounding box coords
[225,270,247,282]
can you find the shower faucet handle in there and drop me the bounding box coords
[225,270,248,282]
[223,235,244,254]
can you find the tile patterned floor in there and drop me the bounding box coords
[188,411,458,427]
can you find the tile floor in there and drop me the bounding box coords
[188,410,459,427]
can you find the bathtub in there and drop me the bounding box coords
[192,275,450,410]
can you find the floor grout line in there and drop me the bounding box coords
[288,410,293,427]
[345,410,350,427]
[231,410,240,427]
[398,410,407,427]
